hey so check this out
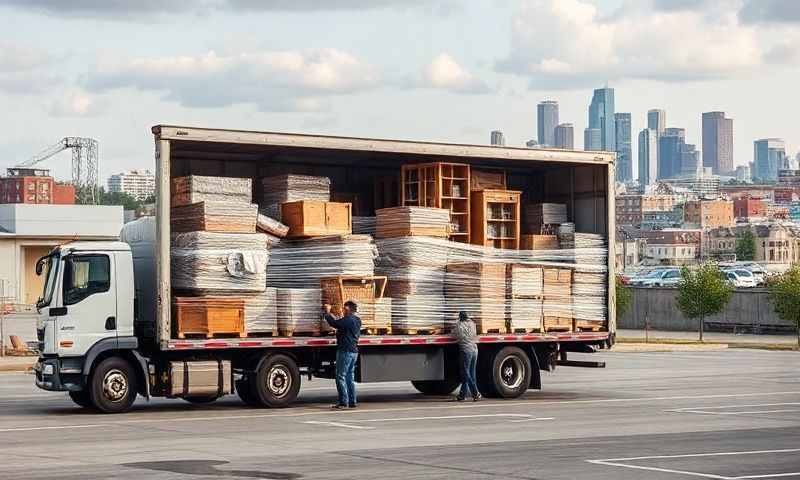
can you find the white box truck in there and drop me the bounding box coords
[33,125,616,413]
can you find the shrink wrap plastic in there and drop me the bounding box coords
[171,176,252,206]
[277,288,322,334]
[262,175,331,220]
[171,232,268,293]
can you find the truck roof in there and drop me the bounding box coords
[61,240,131,253]
[152,125,615,166]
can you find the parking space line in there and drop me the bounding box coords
[303,420,373,430]
[587,449,800,480]
[667,403,800,416]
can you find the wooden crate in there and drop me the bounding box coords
[171,202,258,233]
[320,276,387,331]
[401,162,471,243]
[173,297,246,339]
[470,189,521,249]
[282,200,352,238]
[470,169,506,191]
[520,234,559,250]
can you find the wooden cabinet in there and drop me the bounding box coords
[401,162,471,243]
[174,297,246,338]
[281,200,352,238]
[470,189,521,249]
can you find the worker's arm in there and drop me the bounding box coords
[324,313,343,329]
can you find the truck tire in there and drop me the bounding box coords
[411,379,459,396]
[489,347,531,399]
[69,390,93,409]
[236,378,260,407]
[88,357,137,414]
[249,354,301,408]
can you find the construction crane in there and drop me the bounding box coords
[15,137,99,204]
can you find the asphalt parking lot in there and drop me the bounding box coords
[1,348,798,479]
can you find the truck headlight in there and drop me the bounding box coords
[43,364,55,375]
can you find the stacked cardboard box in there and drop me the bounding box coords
[171,201,258,233]
[445,262,506,333]
[507,264,543,332]
[542,267,573,331]
[376,207,451,239]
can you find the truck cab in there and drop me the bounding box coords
[34,241,144,412]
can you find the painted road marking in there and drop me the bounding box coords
[588,448,800,479]
[667,403,800,416]
[1,390,799,434]
[303,420,374,430]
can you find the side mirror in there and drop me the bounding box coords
[49,307,68,317]
[35,257,46,276]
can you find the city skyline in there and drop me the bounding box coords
[0,0,798,182]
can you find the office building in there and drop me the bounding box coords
[107,169,155,201]
[584,128,601,151]
[658,128,686,179]
[647,109,666,134]
[490,130,505,147]
[537,100,559,147]
[753,138,786,182]
[680,143,700,177]
[735,165,751,182]
[554,123,574,149]
[588,87,615,151]
[614,112,632,182]
[638,128,658,186]
[702,111,734,175]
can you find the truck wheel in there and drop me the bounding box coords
[489,347,532,399]
[250,354,301,408]
[89,357,137,414]
[68,390,93,409]
[411,379,459,396]
[236,378,259,407]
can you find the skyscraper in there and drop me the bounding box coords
[490,130,505,146]
[554,123,574,149]
[614,112,632,182]
[680,143,700,177]
[658,128,686,179]
[537,100,559,147]
[753,138,786,182]
[647,109,666,135]
[588,87,615,151]
[638,128,658,186]
[702,111,734,175]
[584,128,601,151]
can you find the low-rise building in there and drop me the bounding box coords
[684,199,734,229]
[0,168,75,205]
[639,229,701,266]
[616,193,680,226]
[0,204,123,305]
[733,197,766,219]
[708,223,800,265]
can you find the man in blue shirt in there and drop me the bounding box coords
[323,300,361,409]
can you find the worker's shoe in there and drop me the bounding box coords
[453,396,465,402]
[348,404,357,409]
[331,404,347,410]
[473,394,482,402]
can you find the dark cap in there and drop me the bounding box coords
[458,311,469,321]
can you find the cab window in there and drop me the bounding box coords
[63,255,110,306]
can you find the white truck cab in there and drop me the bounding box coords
[34,241,144,412]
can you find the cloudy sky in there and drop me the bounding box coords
[1,0,799,182]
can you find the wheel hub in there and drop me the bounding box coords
[499,356,524,390]
[102,369,128,402]
[267,365,291,398]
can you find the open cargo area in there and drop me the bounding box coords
[140,126,615,350]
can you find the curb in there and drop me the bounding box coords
[612,343,729,352]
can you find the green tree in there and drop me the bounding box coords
[615,276,632,320]
[767,266,800,348]
[735,230,756,261]
[676,263,733,342]
[78,186,143,210]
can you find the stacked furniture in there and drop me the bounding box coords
[401,162,471,243]
[470,190,521,250]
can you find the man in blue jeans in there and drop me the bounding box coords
[454,310,480,401]
[323,301,361,409]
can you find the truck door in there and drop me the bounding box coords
[55,253,117,357]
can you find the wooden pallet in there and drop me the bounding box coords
[279,330,321,337]
[362,327,393,335]
[510,327,543,334]
[177,331,247,339]
[477,327,506,334]
[246,330,279,338]
[543,316,573,332]
[393,328,443,336]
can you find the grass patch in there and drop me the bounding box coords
[617,336,797,351]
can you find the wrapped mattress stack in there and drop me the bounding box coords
[277,288,322,335]
[375,207,451,239]
[261,174,331,221]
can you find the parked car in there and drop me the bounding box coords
[741,264,767,285]
[723,269,758,288]
[630,268,682,287]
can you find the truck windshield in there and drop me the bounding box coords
[38,253,59,310]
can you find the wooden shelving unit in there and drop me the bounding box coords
[400,162,471,243]
[470,189,521,249]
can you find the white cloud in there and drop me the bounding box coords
[49,89,104,117]
[417,53,490,94]
[0,41,58,94]
[498,0,792,89]
[83,49,379,112]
